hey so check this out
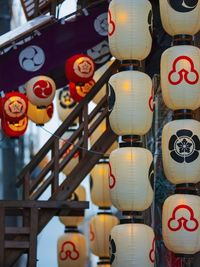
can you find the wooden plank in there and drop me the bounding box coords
[5,227,30,235]
[5,241,29,249]
[0,208,5,267]
[51,137,60,194]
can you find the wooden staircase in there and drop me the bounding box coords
[0,59,119,267]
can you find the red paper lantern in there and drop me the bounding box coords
[69,79,95,102]
[1,116,28,138]
[65,54,95,83]
[2,92,28,123]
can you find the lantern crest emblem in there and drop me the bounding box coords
[108,162,116,189]
[167,0,198,13]
[109,236,116,264]
[149,238,155,263]
[33,80,53,99]
[74,57,94,78]
[59,241,80,261]
[108,9,115,36]
[168,204,199,232]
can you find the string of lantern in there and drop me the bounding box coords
[107,1,155,266]
[159,0,200,264]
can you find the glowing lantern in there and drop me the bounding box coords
[1,116,28,138]
[26,75,56,108]
[162,119,200,184]
[90,118,118,155]
[69,79,95,102]
[60,130,79,176]
[90,162,112,208]
[161,45,200,110]
[162,194,200,255]
[2,92,28,123]
[27,102,53,126]
[159,0,200,36]
[108,71,153,136]
[59,185,86,227]
[56,87,77,122]
[109,146,153,211]
[108,0,152,60]
[110,223,155,267]
[93,60,113,104]
[65,54,95,83]
[57,231,87,267]
[89,213,119,258]
[97,263,110,267]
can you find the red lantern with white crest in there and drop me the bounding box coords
[69,79,95,102]
[1,116,28,138]
[65,54,95,84]
[2,92,28,123]
[26,75,56,108]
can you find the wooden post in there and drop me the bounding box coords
[23,171,31,200]
[0,207,5,266]
[82,104,89,157]
[52,137,60,194]
[28,208,38,267]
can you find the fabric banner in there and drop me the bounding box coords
[0,1,111,92]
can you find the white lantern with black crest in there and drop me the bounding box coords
[161,45,200,111]
[109,144,154,211]
[90,162,112,209]
[108,71,153,136]
[159,0,200,36]
[162,119,200,184]
[108,0,152,60]
[162,194,200,255]
[110,223,155,267]
[59,185,86,227]
[89,213,119,258]
[57,230,87,267]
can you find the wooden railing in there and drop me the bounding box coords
[17,59,119,201]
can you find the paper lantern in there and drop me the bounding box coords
[1,116,28,138]
[90,118,118,155]
[69,79,95,102]
[109,71,153,136]
[89,213,119,258]
[65,54,95,83]
[159,0,200,36]
[162,119,200,184]
[93,60,113,104]
[108,0,152,60]
[57,231,87,267]
[59,185,86,227]
[161,45,200,110]
[162,194,200,255]
[2,92,28,123]
[109,146,153,211]
[110,223,155,267]
[97,264,110,267]
[90,162,112,208]
[26,75,56,107]
[56,87,77,122]
[60,130,79,176]
[27,102,53,126]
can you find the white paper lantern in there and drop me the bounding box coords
[161,45,200,110]
[90,118,118,155]
[110,223,155,267]
[90,162,112,208]
[56,87,77,122]
[60,130,79,176]
[109,147,153,211]
[162,194,200,255]
[57,232,87,267]
[59,186,86,227]
[108,0,152,60]
[159,0,200,36]
[26,75,56,107]
[162,119,200,184]
[93,60,113,104]
[89,213,119,258]
[109,71,153,136]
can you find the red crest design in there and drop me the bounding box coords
[168,204,199,232]
[59,241,80,261]
[149,238,155,263]
[168,56,199,85]
[108,162,116,189]
[33,80,53,99]
[89,223,95,242]
[108,10,115,36]
[148,87,154,112]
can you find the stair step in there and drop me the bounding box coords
[5,227,30,235]
[5,241,29,249]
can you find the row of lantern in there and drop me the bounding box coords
[159,0,200,258]
[106,0,155,266]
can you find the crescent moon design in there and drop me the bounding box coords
[168,0,198,12]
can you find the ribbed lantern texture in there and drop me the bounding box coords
[58,185,87,267]
[160,0,200,256]
[108,1,155,266]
